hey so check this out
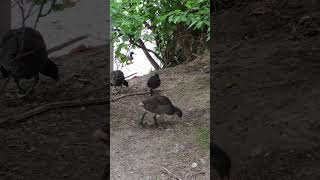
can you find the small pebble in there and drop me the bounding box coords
[191,163,197,168]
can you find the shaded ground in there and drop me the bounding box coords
[0,45,108,180]
[110,52,210,179]
[212,0,320,179]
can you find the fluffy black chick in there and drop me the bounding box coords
[110,70,128,93]
[147,73,160,96]
[139,95,182,127]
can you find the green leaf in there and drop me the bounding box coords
[168,15,174,23]
[111,0,210,66]
[173,16,181,24]
[195,21,204,30]
[187,20,198,29]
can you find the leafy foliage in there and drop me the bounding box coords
[111,0,210,66]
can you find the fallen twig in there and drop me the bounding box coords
[0,98,107,126]
[47,35,88,55]
[0,91,149,126]
[111,91,149,101]
[161,166,182,180]
[125,73,138,79]
[191,171,206,178]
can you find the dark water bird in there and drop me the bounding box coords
[147,73,160,96]
[0,27,59,97]
[127,52,135,61]
[211,143,231,180]
[110,70,128,92]
[139,95,182,127]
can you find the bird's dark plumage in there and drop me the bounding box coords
[0,27,59,96]
[211,143,231,179]
[110,70,128,92]
[127,52,134,60]
[139,95,182,127]
[147,73,160,96]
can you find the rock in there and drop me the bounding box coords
[191,162,197,168]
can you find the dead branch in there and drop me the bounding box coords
[0,98,107,125]
[39,0,56,17]
[34,0,57,28]
[0,91,149,126]
[25,2,36,20]
[125,72,137,79]
[111,91,149,101]
[161,166,182,180]
[47,35,88,55]
[14,0,25,26]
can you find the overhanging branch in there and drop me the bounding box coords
[129,38,162,61]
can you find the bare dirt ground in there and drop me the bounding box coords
[212,0,320,179]
[0,45,108,180]
[110,52,210,180]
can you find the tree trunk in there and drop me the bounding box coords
[137,39,160,70]
[0,0,11,41]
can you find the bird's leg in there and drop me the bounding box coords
[24,74,40,96]
[150,89,153,96]
[119,85,122,93]
[140,112,147,125]
[153,114,158,128]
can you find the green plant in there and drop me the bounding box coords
[194,127,210,151]
[111,0,210,67]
